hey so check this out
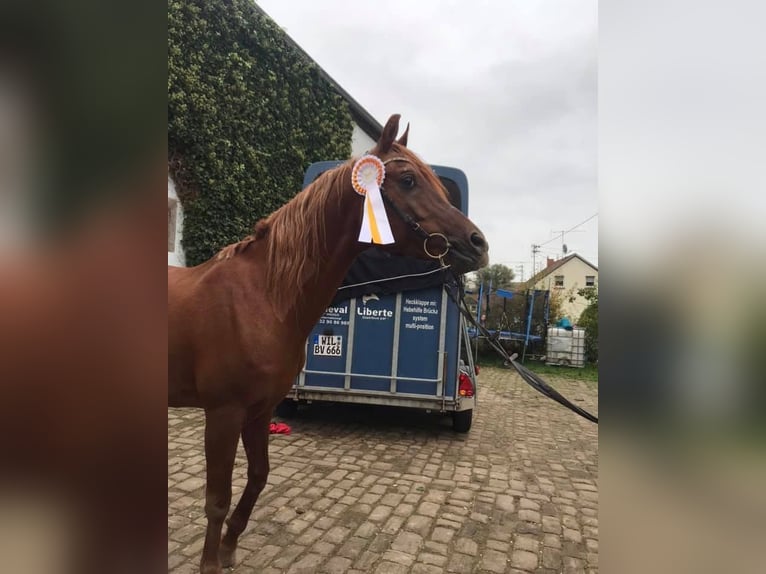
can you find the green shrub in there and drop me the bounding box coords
[577,286,598,363]
[168,0,353,265]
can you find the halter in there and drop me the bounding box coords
[380,157,451,267]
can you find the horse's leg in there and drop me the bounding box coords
[200,405,245,574]
[219,407,271,568]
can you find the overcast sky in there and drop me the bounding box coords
[257,0,597,278]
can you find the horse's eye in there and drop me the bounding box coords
[400,174,416,189]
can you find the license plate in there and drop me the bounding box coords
[312,335,342,357]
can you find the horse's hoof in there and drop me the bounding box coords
[200,566,223,574]
[219,545,236,569]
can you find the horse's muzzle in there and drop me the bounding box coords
[448,232,489,273]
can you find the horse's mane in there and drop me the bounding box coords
[215,160,353,314]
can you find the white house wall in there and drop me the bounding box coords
[168,176,185,267]
[351,123,376,157]
[533,257,598,322]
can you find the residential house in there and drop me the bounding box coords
[527,254,598,322]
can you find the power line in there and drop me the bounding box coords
[537,213,598,248]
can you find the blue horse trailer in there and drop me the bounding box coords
[281,161,478,432]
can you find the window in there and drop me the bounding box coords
[168,198,177,252]
[585,275,595,287]
[554,275,564,288]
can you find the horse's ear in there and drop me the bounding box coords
[376,114,401,154]
[397,123,410,147]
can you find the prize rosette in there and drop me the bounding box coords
[351,155,385,196]
[351,155,394,244]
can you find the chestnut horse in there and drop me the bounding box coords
[168,114,489,574]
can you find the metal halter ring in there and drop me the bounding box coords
[423,232,451,260]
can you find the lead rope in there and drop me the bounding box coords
[444,274,598,424]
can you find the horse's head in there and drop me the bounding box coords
[369,114,489,274]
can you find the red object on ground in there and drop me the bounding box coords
[269,422,291,435]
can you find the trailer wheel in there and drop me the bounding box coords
[275,399,298,418]
[452,409,473,433]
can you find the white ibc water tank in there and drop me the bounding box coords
[546,327,585,367]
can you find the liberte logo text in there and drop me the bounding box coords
[357,307,393,318]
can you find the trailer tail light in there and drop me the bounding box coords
[458,372,474,397]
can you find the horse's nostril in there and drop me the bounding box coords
[470,232,486,250]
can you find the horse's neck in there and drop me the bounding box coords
[282,184,365,333]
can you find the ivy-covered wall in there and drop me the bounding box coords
[168,0,354,266]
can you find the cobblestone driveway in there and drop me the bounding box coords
[168,367,598,574]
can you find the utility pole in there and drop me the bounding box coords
[515,264,524,283]
[531,244,540,281]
